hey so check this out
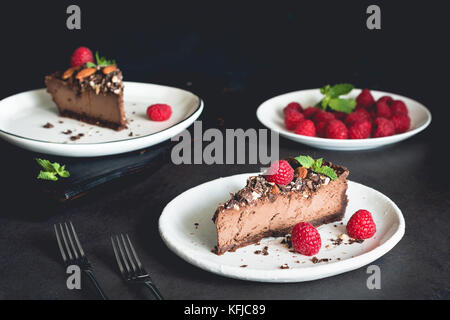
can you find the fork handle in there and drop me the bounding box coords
[83,269,109,300]
[144,281,164,300]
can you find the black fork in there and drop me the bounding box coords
[111,234,164,300]
[54,222,108,300]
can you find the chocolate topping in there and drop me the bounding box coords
[54,65,124,96]
[214,159,347,222]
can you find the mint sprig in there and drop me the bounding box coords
[95,51,115,67]
[294,155,338,180]
[318,83,356,114]
[36,158,70,181]
[84,52,116,68]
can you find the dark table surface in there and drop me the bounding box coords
[0,76,448,300]
[0,1,449,300]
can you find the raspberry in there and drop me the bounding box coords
[346,210,376,239]
[332,111,347,121]
[326,120,348,139]
[284,110,304,131]
[265,160,294,185]
[146,104,173,121]
[377,96,394,106]
[315,121,328,138]
[303,107,321,119]
[313,110,335,124]
[291,222,321,256]
[391,100,408,116]
[345,109,371,127]
[391,114,411,133]
[376,101,392,119]
[373,117,395,138]
[356,89,375,109]
[294,119,316,137]
[348,120,372,139]
[284,102,303,115]
[70,47,94,67]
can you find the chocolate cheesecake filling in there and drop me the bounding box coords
[213,160,349,255]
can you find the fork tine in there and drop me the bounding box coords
[54,225,67,263]
[69,221,85,258]
[59,223,73,261]
[121,234,137,273]
[64,222,79,259]
[111,236,125,275]
[125,234,143,270]
[115,235,131,273]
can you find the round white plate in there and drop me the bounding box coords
[257,89,431,151]
[0,82,203,157]
[159,173,405,283]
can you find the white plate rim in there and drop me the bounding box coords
[0,81,203,146]
[159,173,406,283]
[256,88,432,149]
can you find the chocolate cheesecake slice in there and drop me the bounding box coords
[213,158,349,255]
[45,63,126,131]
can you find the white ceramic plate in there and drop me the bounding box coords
[257,89,431,151]
[0,82,203,157]
[159,173,405,283]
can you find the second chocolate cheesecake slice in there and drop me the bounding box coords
[213,156,349,255]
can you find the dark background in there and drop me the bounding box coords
[0,1,448,300]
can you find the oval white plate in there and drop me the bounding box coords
[159,173,405,283]
[257,89,431,151]
[0,82,203,157]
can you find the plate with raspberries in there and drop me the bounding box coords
[159,172,405,283]
[0,82,203,157]
[257,85,431,151]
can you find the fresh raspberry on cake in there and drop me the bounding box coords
[373,117,395,138]
[345,109,371,127]
[391,113,411,133]
[346,209,376,239]
[284,102,303,115]
[376,100,392,119]
[70,47,94,67]
[146,104,173,121]
[326,119,348,139]
[294,119,316,137]
[348,120,372,139]
[285,110,304,130]
[391,100,408,116]
[377,96,394,106]
[291,222,321,256]
[313,110,335,124]
[265,160,294,185]
[303,107,321,119]
[356,89,375,109]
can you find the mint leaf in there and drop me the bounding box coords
[320,85,330,96]
[295,155,315,168]
[36,158,56,172]
[315,165,338,180]
[35,158,70,181]
[295,155,338,180]
[328,98,356,114]
[312,158,323,171]
[328,83,354,98]
[86,62,97,68]
[37,171,59,181]
[56,165,70,178]
[95,51,115,67]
